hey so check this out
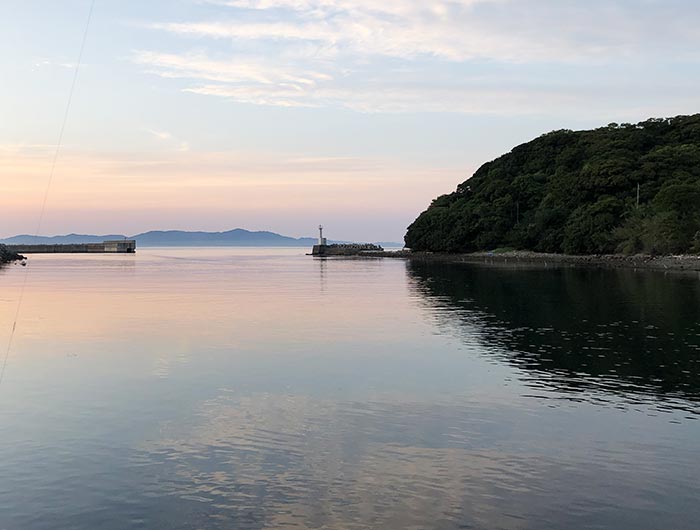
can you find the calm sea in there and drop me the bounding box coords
[0,248,698,530]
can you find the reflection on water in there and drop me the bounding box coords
[133,393,698,530]
[0,249,698,530]
[407,261,700,413]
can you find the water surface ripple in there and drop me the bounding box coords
[0,249,698,529]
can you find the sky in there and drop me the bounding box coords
[1,0,699,242]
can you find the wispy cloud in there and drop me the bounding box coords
[146,128,191,152]
[133,0,700,114]
[133,50,331,86]
[147,129,174,141]
[32,58,79,71]
[160,0,699,63]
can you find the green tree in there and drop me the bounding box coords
[405,114,700,255]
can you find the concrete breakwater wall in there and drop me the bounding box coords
[312,243,384,256]
[7,243,105,254]
[7,240,136,254]
[310,247,700,272]
[377,250,700,272]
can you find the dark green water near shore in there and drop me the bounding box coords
[0,249,698,529]
[409,261,700,409]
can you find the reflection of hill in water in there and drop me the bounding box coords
[407,261,700,408]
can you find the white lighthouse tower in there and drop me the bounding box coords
[318,225,327,246]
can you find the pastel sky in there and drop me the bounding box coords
[2,0,699,241]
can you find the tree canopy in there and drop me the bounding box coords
[0,244,22,264]
[405,115,700,255]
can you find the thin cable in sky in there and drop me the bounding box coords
[0,0,97,389]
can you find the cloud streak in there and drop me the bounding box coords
[136,0,700,113]
[163,0,700,63]
[0,145,454,239]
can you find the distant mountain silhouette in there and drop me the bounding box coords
[133,229,317,247]
[0,229,401,247]
[0,233,126,245]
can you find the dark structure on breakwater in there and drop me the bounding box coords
[312,243,384,256]
[311,226,383,256]
[7,240,136,254]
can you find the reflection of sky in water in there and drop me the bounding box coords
[0,249,698,529]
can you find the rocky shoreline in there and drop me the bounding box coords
[374,249,700,272]
[0,244,25,265]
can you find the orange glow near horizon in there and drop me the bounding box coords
[0,145,463,240]
[0,250,419,368]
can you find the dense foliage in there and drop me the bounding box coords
[0,244,22,264]
[405,115,700,255]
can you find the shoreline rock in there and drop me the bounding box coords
[0,244,25,265]
[368,249,700,272]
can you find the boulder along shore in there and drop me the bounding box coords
[0,244,25,265]
[373,250,700,272]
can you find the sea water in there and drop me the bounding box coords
[0,248,698,529]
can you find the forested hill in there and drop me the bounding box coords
[405,114,700,255]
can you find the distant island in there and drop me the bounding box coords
[0,229,401,249]
[405,114,700,255]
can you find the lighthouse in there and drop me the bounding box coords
[311,225,329,255]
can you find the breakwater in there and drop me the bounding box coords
[308,246,700,272]
[6,240,136,254]
[311,243,384,256]
[373,250,700,272]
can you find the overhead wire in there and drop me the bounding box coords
[0,0,97,389]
